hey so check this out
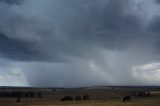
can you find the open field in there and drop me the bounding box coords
[0,97,160,106]
[0,86,160,106]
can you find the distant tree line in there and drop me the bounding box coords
[0,91,42,98]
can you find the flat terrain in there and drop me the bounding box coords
[0,87,160,106]
[0,97,160,106]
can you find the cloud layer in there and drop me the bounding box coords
[0,0,160,87]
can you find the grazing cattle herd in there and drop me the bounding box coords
[0,90,90,103]
[75,95,82,100]
[0,89,152,103]
[61,96,74,101]
[60,91,151,103]
[61,95,90,101]
[137,91,151,97]
[122,91,151,103]
[83,95,90,100]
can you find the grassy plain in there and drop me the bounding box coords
[0,87,159,106]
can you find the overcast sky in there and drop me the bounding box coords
[0,0,160,87]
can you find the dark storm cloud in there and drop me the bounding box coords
[0,32,69,62]
[0,0,160,87]
[155,0,160,4]
[0,0,145,62]
[148,17,160,32]
[61,0,142,48]
[147,16,160,59]
[0,33,44,61]
[0,0,24,5]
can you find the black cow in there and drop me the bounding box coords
[75,95,82,100]
[146,92,151,96]
[16,96,21,103]
[83,95,90,100]
[123,96,131,102]
[37,92,42,98]
[61,96,74,101]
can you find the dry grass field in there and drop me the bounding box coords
[0,88,160,106]
[0,98,160,106]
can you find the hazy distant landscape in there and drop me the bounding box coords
[0,86,159,106]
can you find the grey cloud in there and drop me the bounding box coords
[147,16,160,60]
[0,0,160,87]
[61,0,142,47]
[0,33,39,61]
[0,0,146,62]
[155,0,160,4]
[148,17,160,32]
[0,0,24,5]
[0,33,63,62]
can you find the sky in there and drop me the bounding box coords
[0,0,160,87]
